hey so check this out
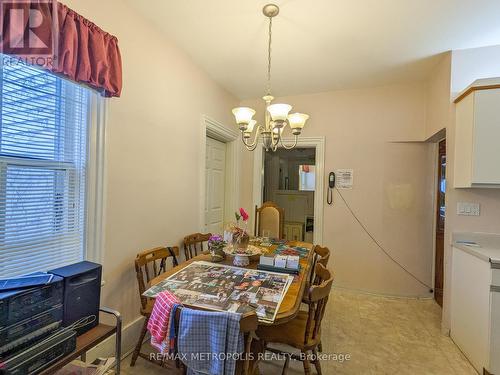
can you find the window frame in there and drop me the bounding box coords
[84,92,107,266]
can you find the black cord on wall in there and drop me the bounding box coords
[334,187,433,292]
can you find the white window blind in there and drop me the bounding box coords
[0,56,91,278]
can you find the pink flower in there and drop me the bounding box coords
[239,207,249,221]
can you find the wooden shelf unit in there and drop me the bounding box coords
[39,308,122,375]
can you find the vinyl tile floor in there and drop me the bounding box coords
[120,288,478,375]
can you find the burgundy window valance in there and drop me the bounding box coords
[0,1,122,97]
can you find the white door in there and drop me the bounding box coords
[205,137,226,234]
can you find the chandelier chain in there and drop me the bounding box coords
[266,16,272,95]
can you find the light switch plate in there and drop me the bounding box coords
[457,202,480,216]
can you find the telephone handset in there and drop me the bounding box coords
[327,172,335,205]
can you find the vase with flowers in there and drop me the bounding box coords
[208,234,226,262]
[232,207,250,251]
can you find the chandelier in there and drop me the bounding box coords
[231,4,309,152]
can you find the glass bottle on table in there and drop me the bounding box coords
[262,229,271,245]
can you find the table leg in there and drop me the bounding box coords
[249,338,266,375]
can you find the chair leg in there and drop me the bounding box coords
[312,348,322,375]
[317,341,323,352]
[130,318,149,366]
[302,351,312,375]
[281,355,290,375]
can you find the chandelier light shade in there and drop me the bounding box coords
[231,4,309,151]
[232,107,256,129]
[267,103,292,122]
[288,113,309,134]
[246,120,257,133]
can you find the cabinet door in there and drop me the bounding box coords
[450,247,491,372]
[283,225,290,240]
[473,90,500,184]
[291,224,303,241]
[453,95,474,188]
[454,94,474,188]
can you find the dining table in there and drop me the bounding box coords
[150,240,315,326]
[149,239,315,374]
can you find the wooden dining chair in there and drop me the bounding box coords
[183,232,212,260]
[172,308,258,375]
[255,201,284,239]
[303,245,331,353]
[130,246,180,367]
[308,245,331,286]
[256,263,334,375]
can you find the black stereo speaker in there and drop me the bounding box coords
[49,261,102,335]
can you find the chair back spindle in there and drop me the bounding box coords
[183,233,212,260]
[309,245,331,286]
[303,263,333,345]
[131,246,180,367]
[135,246,180,310]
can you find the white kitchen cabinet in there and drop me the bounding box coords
[454,79,500,188]
[450,246,491,372]
[450,232,500,374]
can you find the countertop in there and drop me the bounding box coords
[452,232,500,266]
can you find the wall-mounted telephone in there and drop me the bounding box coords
[327,172,335,205]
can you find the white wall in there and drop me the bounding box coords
[64,0,239,327]
[451,45,500,97]
[241,83,436,297]
[425,53,451,139]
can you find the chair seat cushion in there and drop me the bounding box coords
[255,311,320,349]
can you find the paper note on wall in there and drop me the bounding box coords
[335,169,354,189]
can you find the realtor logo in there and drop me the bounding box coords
[0,0,58,66]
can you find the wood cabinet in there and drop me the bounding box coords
[454,79,500,188]
[274,190,314,222]
[284,222,303,241]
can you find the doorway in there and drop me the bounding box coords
[262,147,316,242]
[205,137,226,234]
[252,137,325,245]
[199,115,240,234]
[434,139,446,307]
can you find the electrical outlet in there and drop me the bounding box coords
[457,202,480,216]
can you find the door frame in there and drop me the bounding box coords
[252,136,325,245]
[199,115,240,232]
[432,137,446,306]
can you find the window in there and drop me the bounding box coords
[299,165,315,191]
[0,56,93,278]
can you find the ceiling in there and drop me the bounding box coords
[126,0,500,99]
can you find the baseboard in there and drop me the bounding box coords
[85,315,146,362]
